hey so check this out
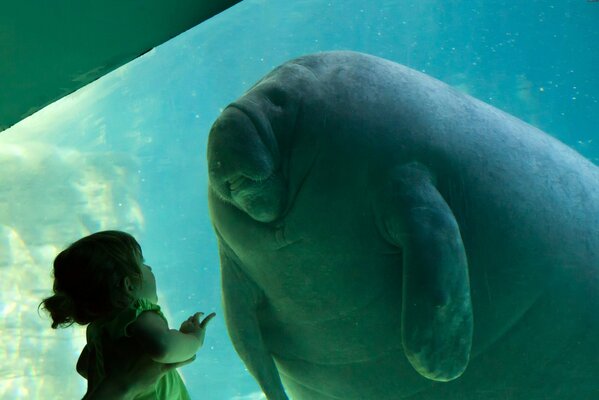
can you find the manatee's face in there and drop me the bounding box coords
[208,63,319,223]
[207,104,287,223]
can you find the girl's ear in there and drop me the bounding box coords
[123,276,134,293]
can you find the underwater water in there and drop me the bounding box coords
[0,0,597,399]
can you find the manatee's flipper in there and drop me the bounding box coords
[219,241,289,400]
[380,162,473,381]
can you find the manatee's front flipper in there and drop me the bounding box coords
[219,243,289,400]
[379,162,473,381]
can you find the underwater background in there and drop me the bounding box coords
[0,0,597,399]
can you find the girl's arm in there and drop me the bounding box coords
[82,356,198,400]
[128,311,202,364]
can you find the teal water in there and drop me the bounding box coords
[0,0,597,399]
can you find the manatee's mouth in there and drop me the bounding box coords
[228,175,247,192]
[227,172,275,193]
[230,173,285,223]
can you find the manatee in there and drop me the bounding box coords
[207,51,599,400]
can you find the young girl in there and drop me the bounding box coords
[40,230,215,399]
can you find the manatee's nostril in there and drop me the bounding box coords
[209,161,222,175]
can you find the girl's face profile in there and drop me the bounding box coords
[136,262,158,303]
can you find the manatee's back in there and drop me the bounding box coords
[292,51,599,268]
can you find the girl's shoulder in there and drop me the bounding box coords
[87,298,168,343]
[126,298,169,337]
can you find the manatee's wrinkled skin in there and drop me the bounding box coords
[207,51,599,400]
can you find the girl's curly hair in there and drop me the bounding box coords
[39,230,143,328]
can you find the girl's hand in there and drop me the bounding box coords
[179,312,216,346]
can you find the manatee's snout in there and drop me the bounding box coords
[207,106,287,222]
[208,107,273,183]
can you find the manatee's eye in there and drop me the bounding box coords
[268,87,288,108]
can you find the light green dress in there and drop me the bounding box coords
[86,298,191,400]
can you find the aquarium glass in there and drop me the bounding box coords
[1,0,597,399]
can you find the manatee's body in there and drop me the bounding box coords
[207,51,599,399]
